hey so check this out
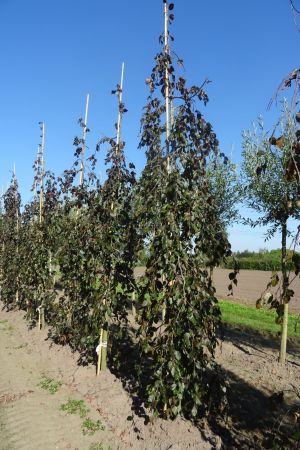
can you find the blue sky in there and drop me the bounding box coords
[0,0,299,251]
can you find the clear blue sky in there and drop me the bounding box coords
[0,0,299,251]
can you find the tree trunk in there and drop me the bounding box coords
[279,220,288,364]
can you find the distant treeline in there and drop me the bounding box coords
[222,249,297,271]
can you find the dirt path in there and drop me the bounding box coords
[0,315,116,450]
[0,308,211,450]
[0,306,299,449]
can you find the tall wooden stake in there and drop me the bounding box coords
[39,123,45,225]
[116,63,125,150]
[96,328,103,376]
[38,123,45,329]
[79,94,90,187]
[162,1,171,323]
[98,64,125,374]
[164,0,171,152]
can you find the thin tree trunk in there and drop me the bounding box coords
[279,220,288,364]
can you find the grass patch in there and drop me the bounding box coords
[38,374,62,394]
[60,398,89,418]
[219,299,300,339]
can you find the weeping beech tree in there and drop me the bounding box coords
[94,66,137,371]
[50,108,103,360]
[51,74,136,368]
[135,0,231,418]
[17,124,58,328]
[1,173,21,308]
[19,169,58,326]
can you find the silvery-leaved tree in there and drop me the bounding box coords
[241,104,300,364]
[135,0,231,418]
[205,154,240,273]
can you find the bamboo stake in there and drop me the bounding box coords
[116,63,125,150]
[162,1,171,323]
[39,123,45,225]
[132,291,136,318]
[100,328,108,371]
[79,94,90,187]
[38,123,45,329]
[38,306,41,330]
[164,1,171,150]
[96,328,103,376]
[98,65,125,373]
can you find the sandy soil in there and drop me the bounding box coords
[134,268,300,314]
[0,306,300,449]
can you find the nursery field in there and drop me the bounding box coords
[213,269,300,315]
[134,268,300,314]
[0,303,300,449]
[1,0,300,448]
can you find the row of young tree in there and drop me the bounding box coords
[0,0,299,419]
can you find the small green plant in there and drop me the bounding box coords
[89,445,104,450]
[88,444,113,450]
[0,320,14,334]
[82,417,105,436]
[60,398,89,418]
[38,374,62,394]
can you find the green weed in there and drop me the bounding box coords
[82,417,105,436]
[88,444,113,450]
[38,374,62,394]
[60,398,89,418]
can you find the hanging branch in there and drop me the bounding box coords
[268,68,300,111]
[290,0,300,31]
